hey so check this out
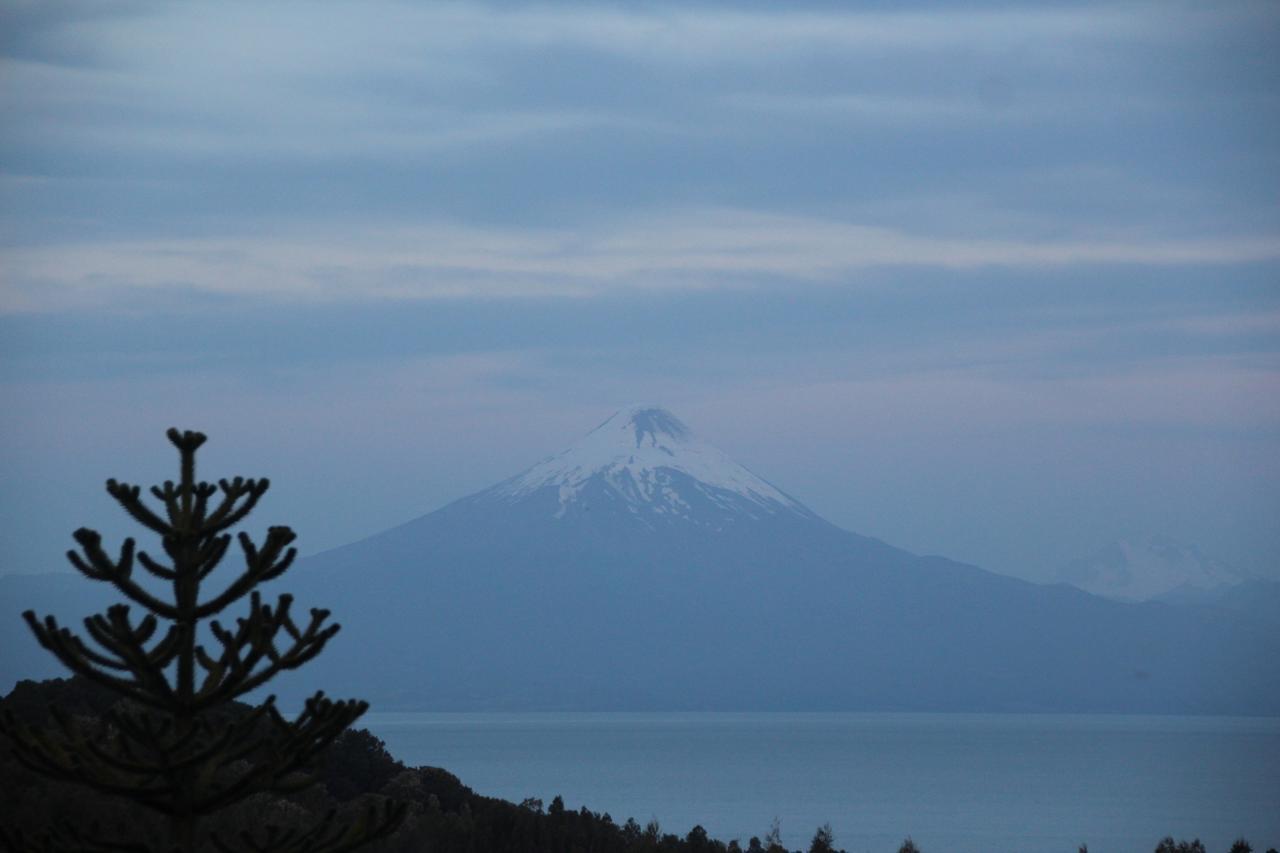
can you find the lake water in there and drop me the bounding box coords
[361,712,1280,853]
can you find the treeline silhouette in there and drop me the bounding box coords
[2,677,1271,853]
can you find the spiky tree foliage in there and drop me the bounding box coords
[0,429,405,853]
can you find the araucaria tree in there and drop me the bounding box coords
[0,429,404,853]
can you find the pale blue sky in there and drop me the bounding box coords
[2,1,1278,580]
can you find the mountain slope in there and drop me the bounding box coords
[4,407,1278,713]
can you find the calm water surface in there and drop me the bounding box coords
[361,712,1280,853]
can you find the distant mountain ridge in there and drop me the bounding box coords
[1056,537,1250,602]
[3,407,1278,714]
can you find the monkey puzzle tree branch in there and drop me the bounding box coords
[65,532,135,582]
[66,531,179,619]
[194,595,338,708]
[79,607,178,701]
[196,530,297,618]
[21,613,164,708]
[200,478,271,537]
[136,550,178,581]
[104,482,174,538]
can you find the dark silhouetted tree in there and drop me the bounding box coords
[763,818,785,853]
[808,823,836,853]
[1155,839,1206,853]
[548,795,566,818]
[0,429,404,853]
[686,825,711,851]
[898,837,921,853]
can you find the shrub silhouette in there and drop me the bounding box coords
[1155,839,1206,853]
[0,429,404,852]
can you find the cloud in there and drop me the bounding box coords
[2,2,1263,162]
[2,3,1160,69]
[3,209,1277,313]
[720,88,1182,126]
[4,0,1276,258]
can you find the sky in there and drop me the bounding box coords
[1,0,1278,582]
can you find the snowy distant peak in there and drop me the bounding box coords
[489,405,809,522]
[597,405,692,449]
[1056,536,1249,602]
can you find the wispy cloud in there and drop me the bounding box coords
[3,3,1164,70]
[4,210,1277,312]
[3,2,1264,161]
[4,0,1276,249]
[700,357,1280,443]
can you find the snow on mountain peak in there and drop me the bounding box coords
[1055,536,1248,602]
[490,405,806,521]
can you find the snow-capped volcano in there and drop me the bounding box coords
[8,405,1280,715]
[485,405,811,526]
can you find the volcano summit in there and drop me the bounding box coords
[482,405,812,529]
[486,404,798,525]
